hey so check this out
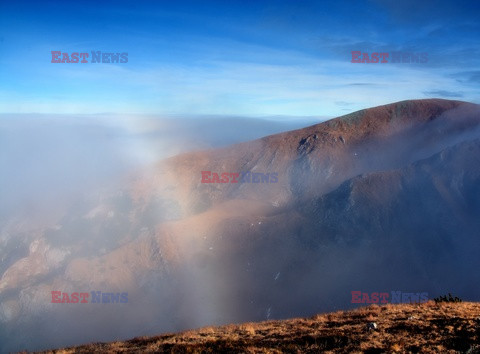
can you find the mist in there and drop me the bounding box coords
[0,113,322,352]
[0,114,320,223]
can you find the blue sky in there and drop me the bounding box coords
[0,0,479,117]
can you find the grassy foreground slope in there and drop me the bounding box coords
[39,302,480,353]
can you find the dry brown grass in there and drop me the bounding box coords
[38,301,480,353]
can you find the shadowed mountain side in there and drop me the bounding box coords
[146,138,480,325]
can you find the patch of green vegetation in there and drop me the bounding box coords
[393,100,412,121]
[338,109,366,127]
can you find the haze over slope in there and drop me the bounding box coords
[1,99,480,352]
